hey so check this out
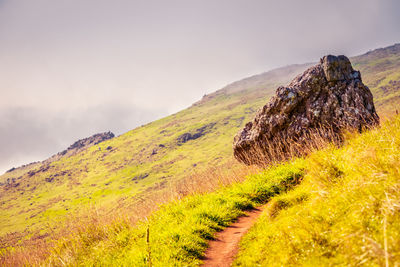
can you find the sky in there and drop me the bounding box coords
[0,0,399,173]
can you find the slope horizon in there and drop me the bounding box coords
[2,42,398,175]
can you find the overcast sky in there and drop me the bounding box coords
[0,0,399,173]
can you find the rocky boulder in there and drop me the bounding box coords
[233,55,379,165]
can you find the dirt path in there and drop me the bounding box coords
[201,206,265,267]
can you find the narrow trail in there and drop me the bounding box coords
[201,206,265,267]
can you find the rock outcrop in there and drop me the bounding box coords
[59,131,115,155]
[233,55,379,165]
[177,123,216,144]
[3,132,115,178]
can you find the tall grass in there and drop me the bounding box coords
[237,125,343,166]
[237,114,379,167]
[234,115,400,266]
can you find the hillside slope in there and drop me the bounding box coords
[0,43,399,238]
[352,43,400,115]
[37,114,400,266]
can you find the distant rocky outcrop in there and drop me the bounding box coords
[4,132,115,176]
[177,123,216,144]
[233,55,379,165]
[58,131,115,156]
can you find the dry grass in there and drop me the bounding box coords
[238,123,351,167]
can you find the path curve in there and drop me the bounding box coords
[201,206,265,267]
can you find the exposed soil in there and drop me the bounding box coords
[202,206,265,267]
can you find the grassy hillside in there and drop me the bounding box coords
[234,117,400,266]
[0,43,399,254]
[0,64,310,236]
[352,43,400,115]
[14,110,399,266]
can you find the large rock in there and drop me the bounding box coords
[233,55,379,165]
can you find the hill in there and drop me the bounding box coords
[0,43,399,255]
[0,63,311,235]
[352,43,400,115]
[15,111,400,266]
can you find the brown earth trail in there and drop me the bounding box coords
[202,206,265,267]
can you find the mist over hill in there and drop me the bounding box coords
[1,0,400,176]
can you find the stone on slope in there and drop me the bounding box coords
[59,131,115,156]
[233,55,379,165]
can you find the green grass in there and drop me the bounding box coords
[234,115,400,266]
